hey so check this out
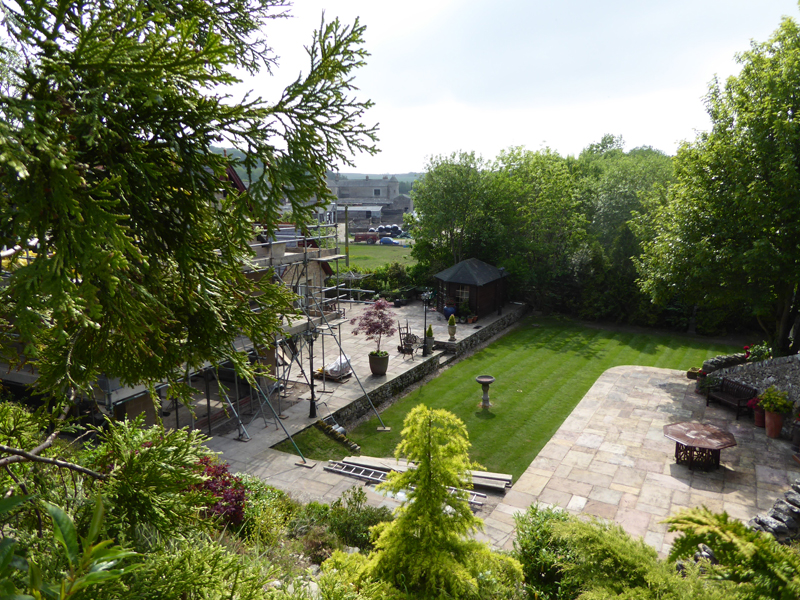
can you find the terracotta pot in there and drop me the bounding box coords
[695,374,706,395]
[765,410,784,439]
[754,407,765,428]
[368,353,389,376]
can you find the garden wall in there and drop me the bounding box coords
[332,302,529,426]
[711,354,800,405]
[331,354,442,425]
[434,302,528,359]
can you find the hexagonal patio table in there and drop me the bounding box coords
[663,421,737,471]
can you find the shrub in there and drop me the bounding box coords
[321,551,403,600]
[193,456,246,526]
[82,416,209,545]
[328,486,393,551]
[301,525,339,565]
[667,507,800,600]
[288,501,331,538]
[513,504,578,600]
[238,474,298,548]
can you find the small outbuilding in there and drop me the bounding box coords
[434,258,507,318]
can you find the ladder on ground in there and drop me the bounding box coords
[324,461,487,507]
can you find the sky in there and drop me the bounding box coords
[231,0,800,174]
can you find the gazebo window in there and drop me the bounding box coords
[455,285,469,304]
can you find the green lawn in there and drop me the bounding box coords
[280,317,739,480]
[342,242,416,270]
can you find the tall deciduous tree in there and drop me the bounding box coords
[637,13,800,355]
[0,0,378,403]
[409,151,492,271]
[492,147,585,308]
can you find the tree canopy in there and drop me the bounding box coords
[0,0,378,402]
[636,14,800,355]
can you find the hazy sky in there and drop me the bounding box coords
[233,0,800,173]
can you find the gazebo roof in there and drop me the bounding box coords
[434,258,506,286]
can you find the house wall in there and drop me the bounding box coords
[328,175,399,201]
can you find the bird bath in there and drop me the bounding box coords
[476,375,495,409]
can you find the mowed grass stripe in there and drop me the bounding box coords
[284,317,738,479]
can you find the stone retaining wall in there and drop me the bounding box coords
[331,354,442,425]
[749,479,800,544]
[712,354,800,405]
[434,303,529,358]
[332,302,529,427]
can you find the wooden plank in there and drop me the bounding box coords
[343,456,512,489]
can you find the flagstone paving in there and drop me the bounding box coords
[205,312,800,556]
[479,365,800,556]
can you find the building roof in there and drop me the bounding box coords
[434,258,507,286]
[336,205,384,213]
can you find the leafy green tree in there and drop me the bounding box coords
[636,13,800,355]
[368,405,486,597]
[572,137,675,323]
[410,151,493,271]
[491,147,585,309]
[0,0,378,408]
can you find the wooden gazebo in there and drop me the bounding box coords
[434,258,507,318]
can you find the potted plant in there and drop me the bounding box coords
[391,289,402,308]
[757,386,792,438]
[747,396,765,428]
[425,324,434,354]
[447,314,457,341]
[350,299,397,376]
[458,301,469,324]
[443,297,456,320]
[694,369,707,393]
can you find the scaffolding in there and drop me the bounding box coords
[166,214,388,443]
[0,213,388,457]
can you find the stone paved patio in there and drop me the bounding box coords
[479,365,800,556]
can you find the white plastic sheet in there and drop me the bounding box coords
[324,354,352,378]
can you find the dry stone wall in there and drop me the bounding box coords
[332,303,528,427]
[711,354,800,406]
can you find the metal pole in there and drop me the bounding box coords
[204,370,212,436]
[345,206,350,268]
[422,293,429,356]
[308,333,317,418]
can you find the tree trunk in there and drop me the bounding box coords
[774,283,799,356]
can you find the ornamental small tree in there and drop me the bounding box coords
[368,405,488,597]
[350,299,396,356]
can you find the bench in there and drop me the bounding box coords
[706,378,758,420]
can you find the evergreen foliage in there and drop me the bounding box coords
[514,504,741,600]
[667,507,800,600]
[368,405,498,597]
[81,415,210,545]
[0,0,378,408]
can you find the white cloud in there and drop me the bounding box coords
[228,0,800,172]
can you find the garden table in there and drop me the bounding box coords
[663,422,736,470]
